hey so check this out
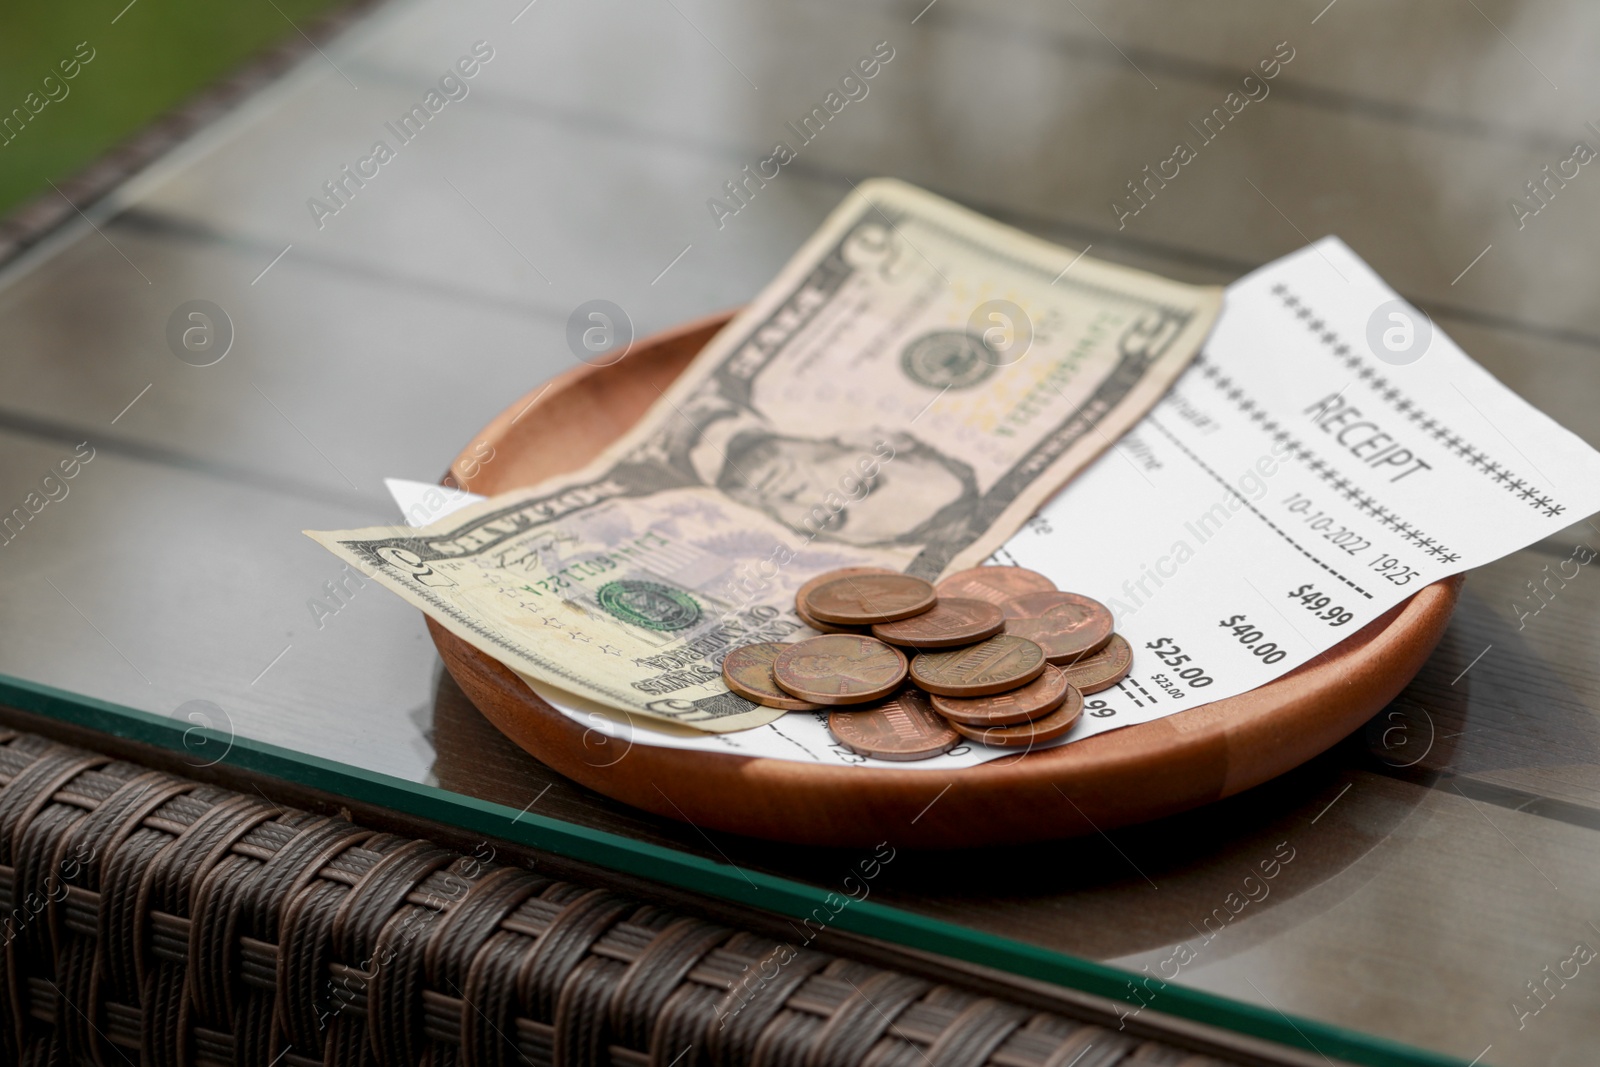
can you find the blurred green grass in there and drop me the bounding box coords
[0,0,347,216]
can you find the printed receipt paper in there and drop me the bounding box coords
[392,238,1600,770]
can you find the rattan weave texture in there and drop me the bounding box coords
[0,728,1244,1067]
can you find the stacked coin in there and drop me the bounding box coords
[719,565,1133,761]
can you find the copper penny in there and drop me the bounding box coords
[935,565,1056,606]
[802,573,936,626]
[908,634,1047,697]
[1054,633,1132,694]
[771,634,908,706]
[827,687,960,762]
[794,567,892,633]
[950,683,1083,747]
[870,597,1005,649]
[795,598,867,635]
[930,664,1069,726]
[1001,592,1114,664]
[721,643,823,711]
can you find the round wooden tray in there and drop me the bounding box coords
[430,311,1461,848]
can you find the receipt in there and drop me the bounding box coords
[1000,236,1600,737]
[390,237,1600,768]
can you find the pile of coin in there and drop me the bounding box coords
[720,565,1132,762]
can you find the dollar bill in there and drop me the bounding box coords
[307,179,1222,732]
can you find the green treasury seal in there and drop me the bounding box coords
[596,580,703,631]
[900,330,998,390]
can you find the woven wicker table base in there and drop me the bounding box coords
[0,725,1292,1067]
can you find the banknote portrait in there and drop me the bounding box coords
[714,430,977,548]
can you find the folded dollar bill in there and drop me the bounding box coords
[307,179,1222,732]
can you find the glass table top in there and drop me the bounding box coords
[5,2,1600,1063]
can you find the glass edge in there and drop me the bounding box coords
[0,672,1475,1067]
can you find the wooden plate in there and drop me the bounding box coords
[429,312,1460,848]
